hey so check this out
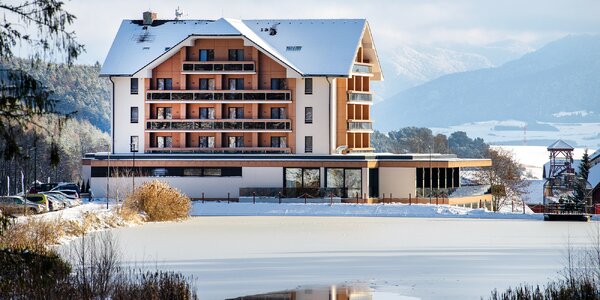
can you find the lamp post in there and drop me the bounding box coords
[429,145,432,205]
[130,139,139,193]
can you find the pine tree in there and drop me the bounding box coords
[573,149,591,202]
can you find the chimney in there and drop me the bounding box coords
[143,11,157,25]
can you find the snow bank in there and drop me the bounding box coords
[191,202,541,220]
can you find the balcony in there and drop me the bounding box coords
[146,119,292,132]
[146,147,291,154]
[351,63,373,75]
[347,120,373,132]
[146,90,292,103]
[182,61,255,74]
[347,91,373,104]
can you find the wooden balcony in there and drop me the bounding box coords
[351,62,374,76]
[347,120,373,132]
[347,91,373,104]
[182,61,256,74]
[145,146,291,154]
[146,89,292,103]
[146,118,292,132]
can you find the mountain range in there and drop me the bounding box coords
[373,34,600,131]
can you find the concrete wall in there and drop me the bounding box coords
[112,76,145,154]
[90,167,282,199]
[295,77,331,154]
[378,167,416,199]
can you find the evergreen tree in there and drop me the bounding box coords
[573,149,591,202]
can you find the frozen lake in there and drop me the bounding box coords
[92,217,598,299]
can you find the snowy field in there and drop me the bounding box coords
[87,215,599,300]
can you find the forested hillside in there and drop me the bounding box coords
[1,58,111,132]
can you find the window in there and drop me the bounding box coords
[305,78,313,94]
[157,78,172,90]
[270,136,287,148]
[228,136,244,148]
[305,136,313,153]
[200,78,215,90]
[228,49,244,61]
[270,78,286,90]
[200,107,215,119]
[228,78,244,90]
[184,168,203,176]
[228,107,244,119]
[199,49,214,61]
[156,107,172,120]
[271,107,286,119]
[326,168,362,198]
[156,136,173,148]
[284,168,320,189]
[130,78,139,94]
[199,136,215,148]
[203,168,222,176]
[305,107,313,124]
[130,107,139,123]
[130,136,139,152]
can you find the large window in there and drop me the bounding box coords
[326,168,362,198]
[199,136,215,148]
[285,168,320,189]
[305,107,313,124]
[200,78,215,90]
[200,107,215,119]
[156,136,173,148]
[270,78,286,90]
[130,78,138,94]
[304,78,313,95]
[157,78,173,90]
[228,78,244,90]
[156,107,172,120]
[130,107,139,123]
[305,136,313,153]
[228,136,244,148]
[270,136,287,148]
[270,107,286,119]
[228,49,245,61]
[93,167,242,178]
[228,107,244,119]
[199,49,214,61]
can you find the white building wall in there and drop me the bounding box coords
[112,76,145,154]
[295,77,331,155]
[90,167,282,199]
[378,167,416,199]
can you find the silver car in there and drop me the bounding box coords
[0,196,47,214]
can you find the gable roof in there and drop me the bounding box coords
[100,17,382,79]
[547,139,574,151]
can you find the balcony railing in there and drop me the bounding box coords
[146,119,292,131]
[182,61,255,73]
[146,147,291,154]
[348,92,373,103]
[416,185,491,198]
[347,120,373,131]
[351,63,373,74]
[146,90,291,102]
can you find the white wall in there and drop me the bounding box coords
[90,167,282,199]
[112,76,145,154]
[295,77,332,154]
[378,167,416,199]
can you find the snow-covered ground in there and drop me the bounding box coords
[191,202,537,219]
[88,215,599,300]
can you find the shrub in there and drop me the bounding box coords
[123,180,191,222]
[0,218,64,252]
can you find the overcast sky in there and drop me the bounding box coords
[63,0,600,65]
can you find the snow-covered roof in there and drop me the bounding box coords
[547,139,574,150]
[100,17,382,79]
[589,164,600,188]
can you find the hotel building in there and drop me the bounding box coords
[83,12,492,205]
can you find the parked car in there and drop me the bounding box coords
[0,196,47,214]
[25,194,50,211]
[42,191,79,207]
[51,183,81,194]
[44,194,67,210]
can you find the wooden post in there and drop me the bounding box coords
[382,193,385,205]
[253,192,256,204]
[227,192,230,203]
[356,192,359,204]
[330,192,333,206]
[409,193,411,205]
[278,192,282,204]
[436,196,438,206]
[304,193,307,204]
[202,192,205,203]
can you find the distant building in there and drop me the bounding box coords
[82,12,491,204]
